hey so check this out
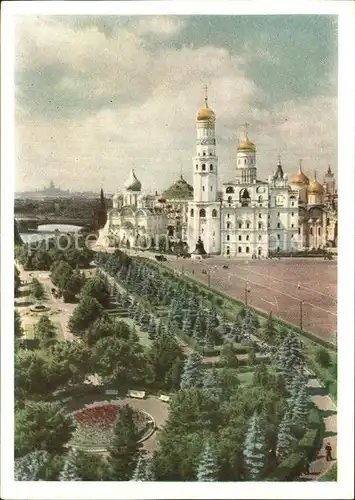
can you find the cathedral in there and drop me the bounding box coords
[98,89,337,256]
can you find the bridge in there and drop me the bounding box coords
[15,214,99,232]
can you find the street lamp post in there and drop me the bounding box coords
[208,270,211,288]
[297,283,304,330]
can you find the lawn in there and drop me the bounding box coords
[121,317,152,348]
[237,371,255,385]
[24,321,64,341]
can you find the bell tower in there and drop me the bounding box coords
[187,86,221,255]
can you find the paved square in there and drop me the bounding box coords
[166,257,337,342]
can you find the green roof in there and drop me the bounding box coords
[163,175,193,200]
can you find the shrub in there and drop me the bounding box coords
[316,348,332,368]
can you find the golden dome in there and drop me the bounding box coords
[237,136,256,153]
[292,165,309,185]
[196,85,215,123]
[308,179,324,195]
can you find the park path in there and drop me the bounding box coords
[302,374,337,480]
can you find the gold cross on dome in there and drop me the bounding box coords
[203,85,208,105]
[244,122,249,138]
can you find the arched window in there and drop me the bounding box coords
[238,246,242,253]
[244,159,247,165]
[310,227,313,235]
[258,195,263,203]
[246,246,250,253]
[196,165,198,170]
[199,208,206,218]
[190,209,194,217]
[227,235,230,241]
[210,164,213,171]
[238,235,242,241]
[246,235,249,241]
[227,196,232,204]
[212,209,217,217]
[226,222,230,229]
[202,186,205,191]
[258,222,262,229]
[202,164,206,171]
[240,189,251,206]
[203,152,206,156]
[226,247,230,255]
[258,235,262,240]
[238,222,242,229]
[226,186,235,194]
[318,227,321,236]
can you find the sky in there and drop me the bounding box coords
[14,14,338,194]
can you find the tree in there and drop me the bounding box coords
[15,310,23,339]
[202,365,222,403]
[243,411,267,480]
[92,336,147,392]
[220,341,238,368]
[196,441,218,481]
[71,450,111,481]
[108,404,142,480]
[15,349,49,400]
[84,315,131,347]
[147,331,185,388]
[80,277,110,307]
[50,341,92,385]
[180,352,203,390]
[276,409,296,460]
[291,386,310,428]
[33,314,57,347]
[315,348,332,368]
[15,401,76,458]
[131,452,155,481]
[14,450,51,480]
[59,452,81,481]
[15,265,21,297]
[262,312,278,344]
[31,278,45,300]
[68,296,104,334]
[51,260,73,291]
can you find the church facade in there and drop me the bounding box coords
[98,89,337,256]
[187,91,299,258]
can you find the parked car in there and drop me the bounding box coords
[222,265,229,269]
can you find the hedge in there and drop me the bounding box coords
[267,407,324,481]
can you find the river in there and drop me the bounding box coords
[20,224,83,244]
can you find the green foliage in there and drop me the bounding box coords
[92,334,147,392]
[180,352,203,390]
[33,314,57,347]
[262,312,278,344]
[147,331,185,389]
[51,261,74,291]
[68,295,104,334]
[315,347,332,368]
[80,277,110,307]
[243,412,268,480]
[31,278,45,300]
[276,410,296,460]
[319,462,337,481]
[131,452,155,481]
[49,341,92,385]
[15,265,21,296]
[220,341,238,368]
[15,401,76,458]
[71,450,112,481]
[196,442,218,481]
[59,451,81,481]
[15,310,23,339]
[14,450,52,480]
[108,404,142,480]
[84,315,131,347]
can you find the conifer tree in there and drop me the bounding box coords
[180,352,203,390]
[276,409,296,460]
[196,442,218,481]
[59,452,81,481]
[131,454,147,481]
[291,386,310,428]
[14,450,51,480]
[243,412,267,481]
[202,365,222,402]
[182,313,194,336]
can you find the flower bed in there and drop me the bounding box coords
[69,403,152,451]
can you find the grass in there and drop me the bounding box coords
[318,461,337,481]
[237,371,255,385]
[24,321,64,341]
[121,317,152,348]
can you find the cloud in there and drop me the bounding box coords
[14,16,337,194]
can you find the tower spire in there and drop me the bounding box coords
[299,159,303,172]
[204,85,208,107]
[243,122,249,138]
[277,153,281,166]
